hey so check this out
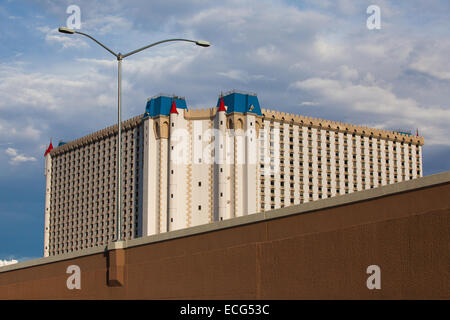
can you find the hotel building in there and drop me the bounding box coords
[43,90,424,256]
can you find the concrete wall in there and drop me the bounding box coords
[1,172,448,299]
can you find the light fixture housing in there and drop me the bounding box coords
[58,27,75,34]
[195,40,211,47]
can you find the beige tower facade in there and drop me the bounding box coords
[44,90,424,256]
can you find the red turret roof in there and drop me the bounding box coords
[169,99,178,114]
[218,96,226,112]
[44,141,53,157]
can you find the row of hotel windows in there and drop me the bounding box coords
[259,128,420,209]
[260,167,419,181]
[51,173,140,202]
[52,154,139,180]
[265,124,420,144]
[51,135,141,204]
[260,184,380,210]
[50,221,138,238]
[51,184,139,201]
[264,129,420,163]
[50,203,139,225]
[260,159,420,177]
[259,161,420,181]
[262,129,421,167]
[263,139,420,156]
[53,140,139,164]
[49,209,140,255]
[262,140,420,165]
[51,166,140,190]
[49,230,137,255]
[265,145,420,159]
[50,205,139,223]
[50,198,139,220]
[51,195,139,208]
[261,164,420,175]
[51,127,141,170]
[260,156,420,167]
[259,166,419,209]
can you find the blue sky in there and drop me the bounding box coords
[0,0,449,262]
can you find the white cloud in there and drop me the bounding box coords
[179,1,330,47]
[39,26,89,49]
[410,57,450,80]
[5,147,37,164]
[0,259,18,267]
[0,63,114,112]
[217,69,268,83]
[299,101,319,106]
[0,120,41,141]
[82,14,133,35]
[291,77,450,145]
[409,40,450,80]
[336,0,359,15]
[218,69,248,82]
[251,45,283,64]
[314,37,345,61]
[338,65,359,81]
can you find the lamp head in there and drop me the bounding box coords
[58,27,75,34]
[195,40,211,47]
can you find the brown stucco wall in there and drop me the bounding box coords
[0,174,448,299]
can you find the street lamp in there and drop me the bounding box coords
[58,27,210,242]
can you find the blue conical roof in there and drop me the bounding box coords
[144,94,187,118]
[216,90,262,116]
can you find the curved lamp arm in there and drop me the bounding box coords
[74,31,118,58]
[58,27,210,60]
[122,38,210,59]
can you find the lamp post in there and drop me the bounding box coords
[58,27,210,242]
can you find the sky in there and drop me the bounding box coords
[0,0,449,262]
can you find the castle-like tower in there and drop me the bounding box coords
[43,90,424,256]
[140,91,264,235]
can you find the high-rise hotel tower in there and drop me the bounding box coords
[43,90,424,256]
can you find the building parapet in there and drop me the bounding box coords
[184,107,217,120]
[50,114,144,157]
[261,108,424,145]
